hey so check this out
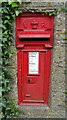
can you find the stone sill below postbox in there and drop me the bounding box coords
[19,105,50,110]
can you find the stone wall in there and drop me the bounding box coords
[9,2,66,118]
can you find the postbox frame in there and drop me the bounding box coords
[16,14,54,106]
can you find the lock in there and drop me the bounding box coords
[26,77,36,84]
[28,79,31,83]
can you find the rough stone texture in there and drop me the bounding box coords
[22,0,67,2]
[65,2,67,118]
[9,2,66,118]
[18,2,65,13]
[9,21,18,105]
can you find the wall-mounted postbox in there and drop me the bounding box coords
[16,14,54,106]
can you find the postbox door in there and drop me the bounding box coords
[21,51,47,104]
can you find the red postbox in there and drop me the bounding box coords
[16,14,54,106]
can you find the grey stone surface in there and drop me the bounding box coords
[9,2,66,118]
[18,2,65,13]
[22,0,67,2]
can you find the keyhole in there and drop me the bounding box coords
[28,79,30,83]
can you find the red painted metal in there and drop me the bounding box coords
[16,14,54,106]
[19,34,50,38]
